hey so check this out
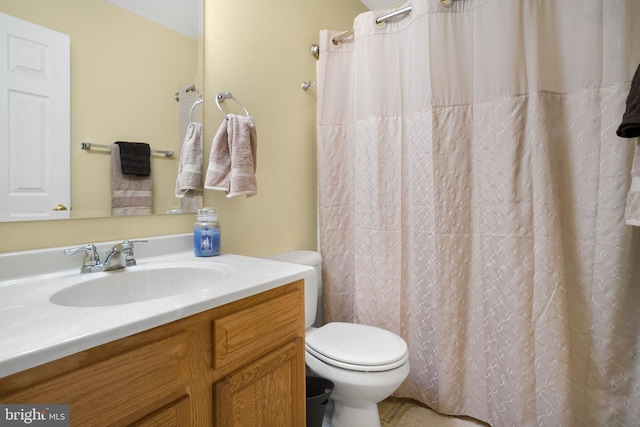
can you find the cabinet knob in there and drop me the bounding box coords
[53,204,68,211]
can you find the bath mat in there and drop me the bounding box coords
[395,407,482,427]
[379,397,488,427]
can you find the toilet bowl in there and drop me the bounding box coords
[306,322,410,427]
[266,251,410,427]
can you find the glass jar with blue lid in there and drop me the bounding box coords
[194,207,220,257]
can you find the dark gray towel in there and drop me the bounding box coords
[114,141,151,176]
[617,64,640,138]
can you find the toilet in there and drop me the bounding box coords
[267,251,410,427]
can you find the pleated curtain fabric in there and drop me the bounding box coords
[316,1,640,426]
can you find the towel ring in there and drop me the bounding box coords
[189,96,203,124]
[215,92,250,118]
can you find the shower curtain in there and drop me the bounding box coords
[316,1,640,426]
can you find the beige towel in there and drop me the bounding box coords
[175,122,204,198]
[111,143,153,216]
[625,141,640,225]
[178,86,201,213]
[205,114,257,197]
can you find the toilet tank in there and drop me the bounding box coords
[265,250,322,328]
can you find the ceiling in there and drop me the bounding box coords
[360,0,406,10]
[106,0,202,38]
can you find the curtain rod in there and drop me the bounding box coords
[332,5,412,46]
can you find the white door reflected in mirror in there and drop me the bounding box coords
[0,12,70,222]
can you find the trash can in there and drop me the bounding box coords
[306,376,334,427]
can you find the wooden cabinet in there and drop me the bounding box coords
[1,333,193,426]
[0,281,305,427]
[211,287,306,427]
[214,340,305,427]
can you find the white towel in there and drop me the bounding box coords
[204,114,258,197]
[625,141,640,225]
[175,122,204,198]
[111,143,153,216]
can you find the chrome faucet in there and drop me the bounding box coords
[102,240,147,271]
[64,244,102,273]
[65,240,148,273]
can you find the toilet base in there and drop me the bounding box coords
[329,401,381,427]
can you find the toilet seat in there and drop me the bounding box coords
[305,322,408,372]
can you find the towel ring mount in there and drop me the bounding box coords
[215,92,250,118]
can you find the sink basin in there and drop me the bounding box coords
[50,264,231,307]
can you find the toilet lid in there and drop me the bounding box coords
[306,322,408,372]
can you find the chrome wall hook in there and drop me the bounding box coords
[301,81,316,91]
[310,44,320,59]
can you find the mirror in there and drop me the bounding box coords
[0,0,203,221]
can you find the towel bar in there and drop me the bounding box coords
[81,142,174,157]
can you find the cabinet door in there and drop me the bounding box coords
[213,340,305,427]
[129,396,191,427]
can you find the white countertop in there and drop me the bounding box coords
[0,234,313,378]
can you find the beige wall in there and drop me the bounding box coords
[0,0,366,255]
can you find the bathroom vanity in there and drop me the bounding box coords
[0,235,312,426]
